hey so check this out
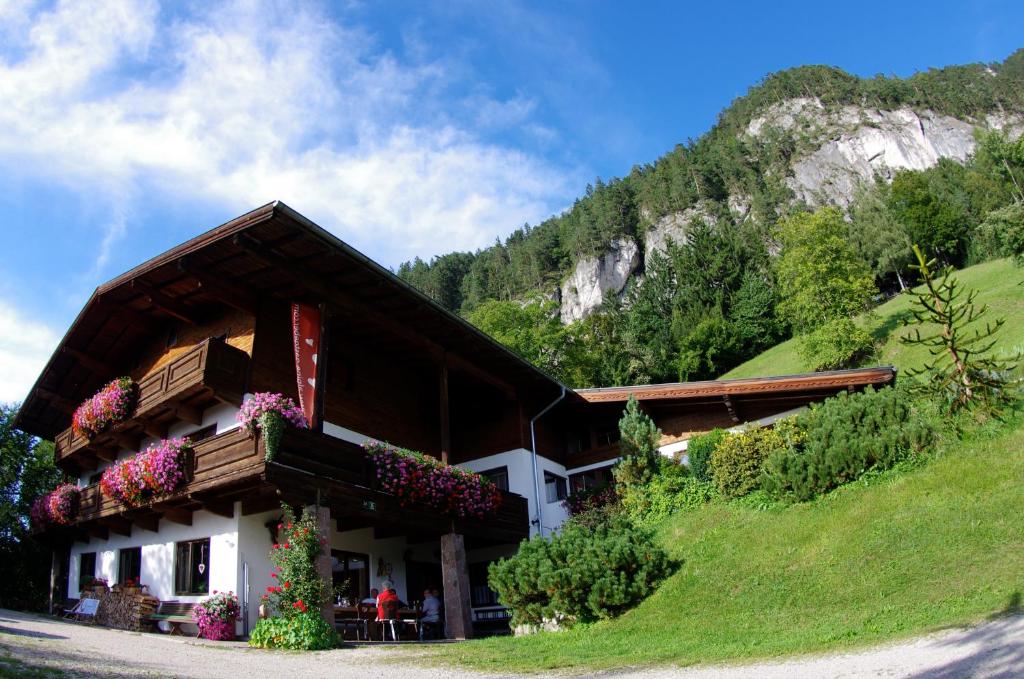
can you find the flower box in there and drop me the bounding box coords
[364,441,503,519]
[100,438,192,507]
[237,392,306,461]
[72,377,137,439]
[30,484,81,529]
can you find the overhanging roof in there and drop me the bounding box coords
[15,201,570,440]
[574,367,897,404]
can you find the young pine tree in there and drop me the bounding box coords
[901,245,1017,411]
[613,395,662,487]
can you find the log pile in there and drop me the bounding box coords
[82,587,161,631]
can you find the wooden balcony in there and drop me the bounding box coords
[54,338,249,469]
[74,427,264,530]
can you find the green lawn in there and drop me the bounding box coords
[428,411,1024,673]
[722,257,1024,379]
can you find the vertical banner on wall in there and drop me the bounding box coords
[292,302,321,427]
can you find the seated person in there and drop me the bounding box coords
[361,588,379,605]
[375,581,405,620]
[419,588,444,640]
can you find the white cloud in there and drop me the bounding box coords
[0,0,578,267]
[0,300,58,405]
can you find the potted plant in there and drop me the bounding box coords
[237,393,306,462]
[193,591,240,641]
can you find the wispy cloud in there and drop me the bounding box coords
[0,300,58,404]
[0,0,579,269]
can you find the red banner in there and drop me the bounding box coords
[292,302,321,427]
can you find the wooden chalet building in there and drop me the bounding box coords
[16,202,895,638]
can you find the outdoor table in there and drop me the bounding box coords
[334,605,421,640]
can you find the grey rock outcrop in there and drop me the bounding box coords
[643,203,718,261]
[560,236,640,324]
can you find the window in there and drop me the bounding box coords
[118,547,141,586]
[469,561,500,607]
[78,552,96,591]
[570,465,615,494]
[544,471,568,503]
[186,424,217,443]
[331,550,370,600]
[479,466,509,492]
[175,539,210,595]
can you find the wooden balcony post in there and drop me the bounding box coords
[308,504,333,626]
[439,357,450,464]
[440,532,473,639]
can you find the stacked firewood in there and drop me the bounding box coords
[82,589,161,631]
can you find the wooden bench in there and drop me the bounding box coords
[145,601,196,636]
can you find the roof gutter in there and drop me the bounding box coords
[529,385,566,538]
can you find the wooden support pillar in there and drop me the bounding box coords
[49,549,59,615]
[439,357,450,464]
[440,532,473,640]
[309,504,333,627]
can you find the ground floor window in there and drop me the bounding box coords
[78,552,96,591]
[118,547,141,585]
[469,561,500,607]
[544,471,568,503]
[331,550,370,600]
[175,539,210,595]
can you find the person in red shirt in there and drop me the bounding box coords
[376,581,403,621]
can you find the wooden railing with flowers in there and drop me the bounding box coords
[55,338,249,465]
[76,427,262,524]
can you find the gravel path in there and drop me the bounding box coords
[0,608,1022,678]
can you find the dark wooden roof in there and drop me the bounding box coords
[574,367,897,403]
[15,202,570,440]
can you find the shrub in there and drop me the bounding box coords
[249,612,337,650]
[620,471,715,528]
[710,419,803,499]
[488,514,672,628]
[798,317,875,371]
[685,429,727,483]
[613,395,662,487]
[761,386,934,501]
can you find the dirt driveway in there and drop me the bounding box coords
[1,608,1022,678]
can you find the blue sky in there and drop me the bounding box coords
[1,0,1022,403]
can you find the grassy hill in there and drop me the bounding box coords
[426,257,1024,674]
[431,412,1024,673]
[723,258,1024,379]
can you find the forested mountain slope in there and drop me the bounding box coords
[399,50,1024,388]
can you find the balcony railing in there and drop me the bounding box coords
[55,338,249,465]
[76,426,262,524]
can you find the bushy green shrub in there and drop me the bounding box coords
[761,386,934,501]
[248,611,338,650]
[685,429,727,483]
[620,471,716,528]
[710,419,803,499]
[798,317,875,371]
[488,514,672,627]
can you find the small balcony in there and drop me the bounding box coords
[54,338,249,469]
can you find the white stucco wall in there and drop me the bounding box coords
[457,448,570,537]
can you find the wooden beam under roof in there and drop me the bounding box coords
[35,387,77,415]
[177,257,258,315]
[130,278,201,325]
[61,347,116,377]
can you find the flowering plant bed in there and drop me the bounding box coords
[193,591,240,640]
[72,377,137,438]
[100,438,192,506]
[237,392,306,461]
[364,441,503,519]
[30,483,81,529]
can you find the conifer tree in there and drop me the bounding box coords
[901,245,1017,411]
[613,395,662,486]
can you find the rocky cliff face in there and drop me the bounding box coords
[560,236,640,324]
[746,98,1023,207]
[554,97,1022,324]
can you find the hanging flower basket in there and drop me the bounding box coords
[237,393,306,462]
[72,377,137,438]
[30,483,81,529]
[364,441,503,519]
[100,438,192,507]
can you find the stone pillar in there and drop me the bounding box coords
[440,532,474,640]
[308,504,333,626]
